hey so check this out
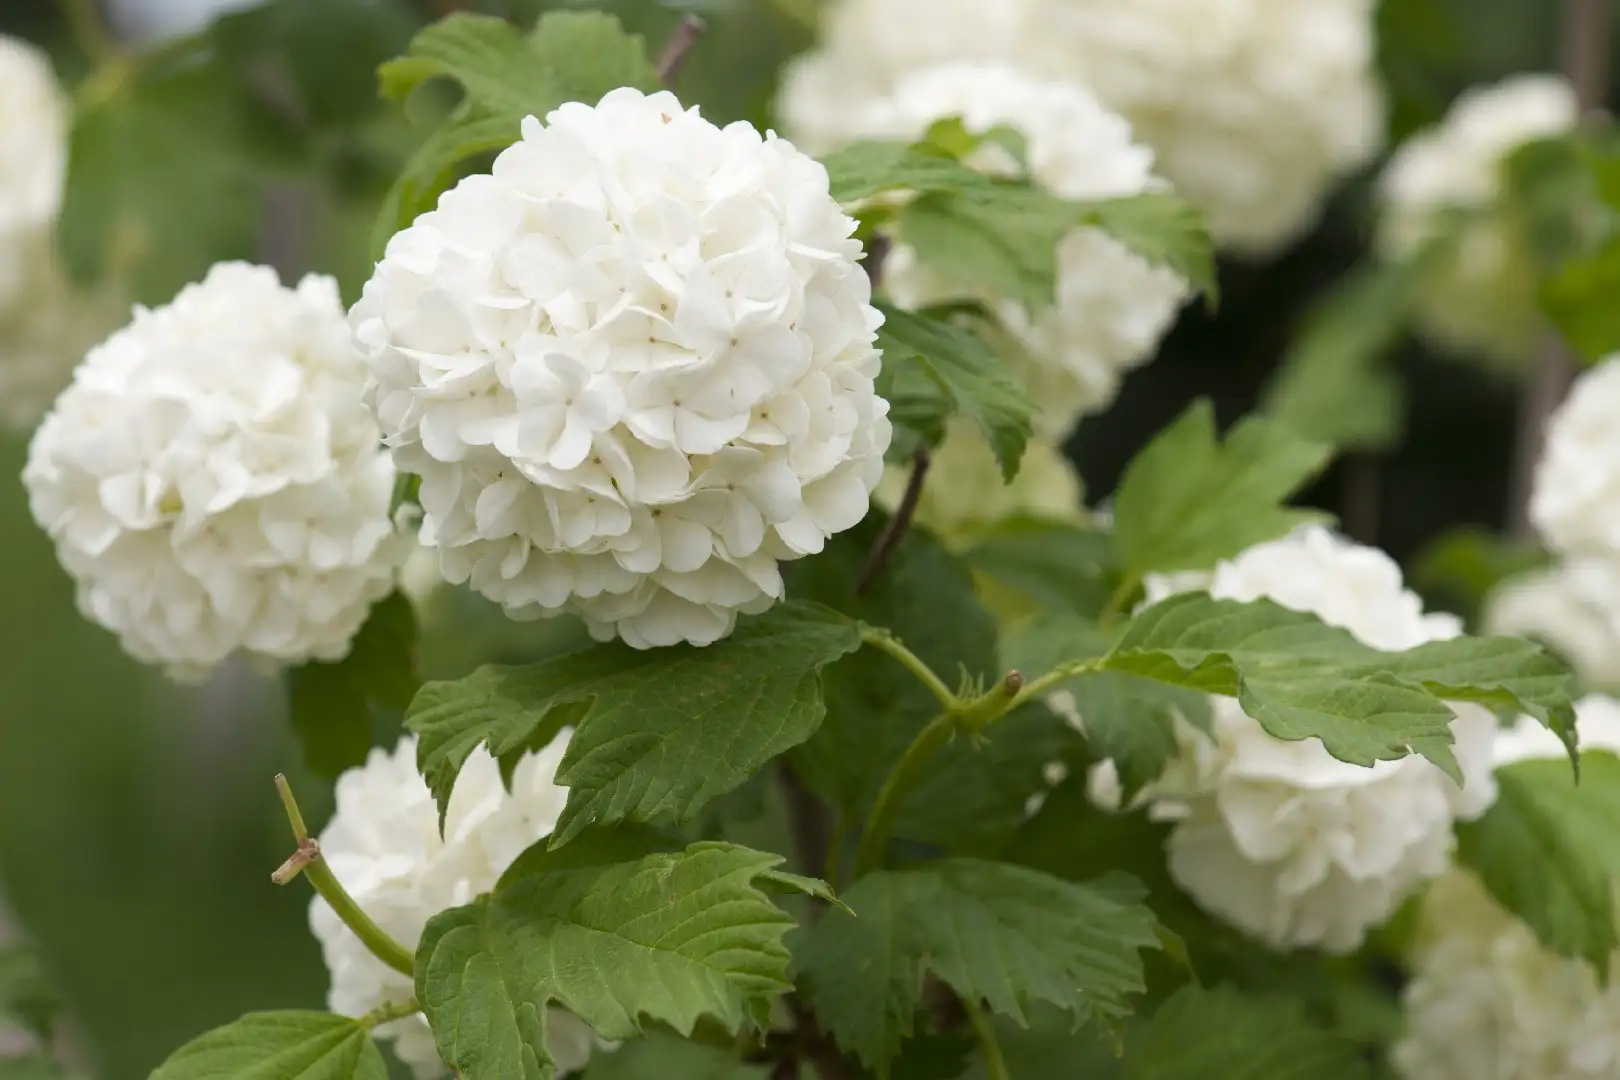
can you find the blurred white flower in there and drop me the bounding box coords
[1531,356,1620,559]
[875,419,1082,544]
[778,0,1385,256]
[1089,526,1498,952]
[353,88,890,649]
[1377,75,1577,369]
[104,0,267,43]
[835,63,1188,435]
[311,733,607,1079]
[0,35,65,304]
[1484,562,1620,692]
[24,262,409,681]
[1393,696,1620,1080]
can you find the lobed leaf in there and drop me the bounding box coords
[148,1012,385,1080]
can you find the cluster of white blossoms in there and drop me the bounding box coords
[1376,75,1577,370]
[778,0,1384,256]
[353,88,890,650]
[0,35,123,433]
[1484,561,1620,693]
[835,63,1190,435]
[1393,697,1620,1080]
[311,733,607,1078]
[1531,357,1620,560]
[1085,526,1499,952]
[23,262,409,680]
[875,420,1083,545]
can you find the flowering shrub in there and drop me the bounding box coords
[5,5,1620,1080]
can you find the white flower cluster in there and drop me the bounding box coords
[1376,75,1577,369]
[778,0,1384,256]
[875,419,1083,545]
[24,262,408,680]
[1393,697,1620,1080]
[836,63,1189,435]
[1484,561,1620,693]
[0,35,123,433]
[1085,526,1499,952]
[311,734,606,1079]
[1532,357,1620,560]
[354,89,890,649]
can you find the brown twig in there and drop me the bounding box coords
[857,447,931,595]
[1341,453,1381,546]
[1507,0,1611,540]
[654,14,707,84]
[864,232,892,288]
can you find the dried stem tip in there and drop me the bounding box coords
[655,14,707,84]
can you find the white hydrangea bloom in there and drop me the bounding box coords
[1393,697,1620,1080]
[1377,75,1577,368]
[1530,356,1620,558]
[23,262,409,681]
[1088,526,1499,952]
[835,63,1188,435]
[0,35,66,306]
[354,88,890,649]
[778,0,1384,256]
[875,418,1082,544]
[311,733,607,1079]
[1484,562,1620,692]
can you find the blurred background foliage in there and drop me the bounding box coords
[0,0,1603,1077]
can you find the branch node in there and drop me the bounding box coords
[272,838,321,886]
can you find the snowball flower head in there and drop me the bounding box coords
[778,0,1384,256]
[24,262,408,680]
[1393,696,1620,1080]
[1377,75,1577,368]
[353,88,890,649]
[1484,561,1620,692]
[310,733,607,1079]
[876,419,1082,544]
[843,63,1188,435]
[1531,356,1620,558]
[1088,526,1499,952]
[0,35,65,303]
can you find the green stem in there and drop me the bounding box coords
[1097,573,1141,630]
[274,775,416,978]
[59,0,118,65]
[359,997,421,1030]
[850,714,956,879]
[965,1001,1009,1080]
[860,626,958,710]
[1007,658,1104,713]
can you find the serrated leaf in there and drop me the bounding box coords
[59,59,280,303]
[795,859,1160,1074]
[1456,751,1620,975]
[818,140,996,206]
[874,303,1033,480]
[1098,591,1578,776]
[1075,192,1216,303]
[376,11,659,245]
[1121,985,1370,1080]
[0,946,59,1043]
[286,592,419,778]
[1112,400,1333,576]
[148,1011,385,1080]
[406,602,861,841]
[897,184,1078,312]
[959,516,1119,618]
[417,830,814,1080]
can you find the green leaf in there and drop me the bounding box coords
[59,59,280,303]
[818,140,997,206]
[148,1011,386,1080]
[417,831,817,1080]
[897,184,1079,312]
[795,859,1160,1074]
[376,11,659,246]
[1540,233,1620,363]
[406,602,861,841]
[1075,192,1217,303]
[1098,591,1578,776]
[959,516,1119,618]
[874,302,1034,480]
[0,1059,83,1080]
[1121,985,1370,1080]
[1408,526,1551,629]
[1456,751,1620,975]
[1112,400,1333,575]
[286,592,419,778]
[0,946,59,1043]
[1006,615,1211,803]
